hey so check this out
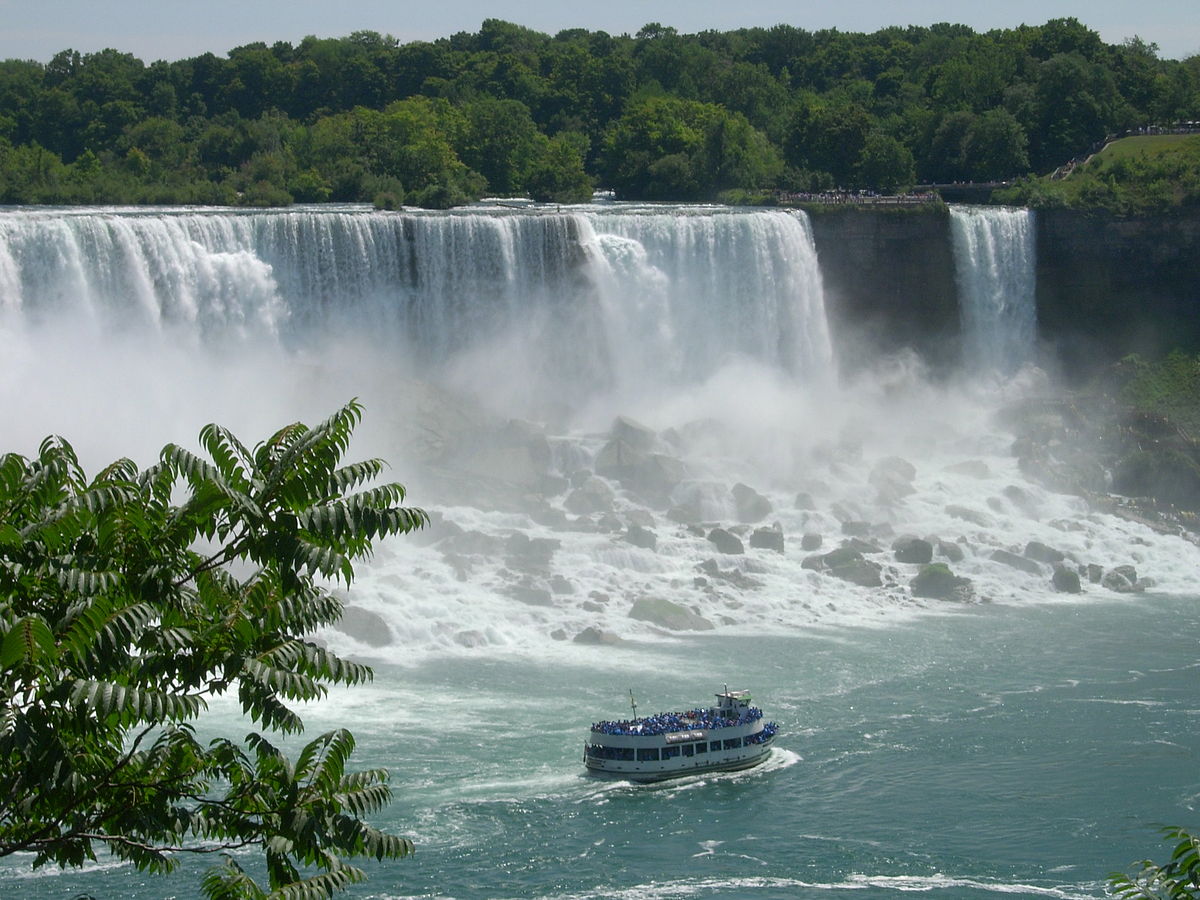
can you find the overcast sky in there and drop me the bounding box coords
[1,0,1197,63]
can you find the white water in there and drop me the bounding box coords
[0,203,1196,668]
[950,205,1038,376]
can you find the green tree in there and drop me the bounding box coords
[0,401,426,897]
[854,131,915,192]
[1109,826,1200,899]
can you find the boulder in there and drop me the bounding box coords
[628,596,714,631]
[1003,485,1041,518]
[609,415,657,453]
[990,548,1043,576]
[841,537,883,554]
[829,558,883,587]
[707,527,745,555]
[624,524,658,551]
[732,483,773,523]
[505,533,560,570]
[911,563,974,601]
[564,476,615,514]
[573,626,625,645]
[1085,563,1103,583]
[1102,565,1143,593]
[893,536,933,565]
[841,520,872,537]
[1051,566,1082,593]
[869,456,917,502]
[749,526,785,553]
[800,532,823,551]
[337,606,393,647]
[549,574,575,594]
[504,584,554,606]
[1024,540,1065,565]
[944,460,991,478]
[794,491,816,510]
[935,539,965,563]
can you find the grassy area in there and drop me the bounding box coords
[994,133,1200,215]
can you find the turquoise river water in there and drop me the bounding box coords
[5,590,1197,899]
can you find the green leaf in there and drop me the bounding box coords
[1,614,57,668]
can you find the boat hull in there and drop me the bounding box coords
[585,743,774,783]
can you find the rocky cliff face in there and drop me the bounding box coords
[807,207,960,375]
[808,206,1200,382]
[1034,209,1200,380]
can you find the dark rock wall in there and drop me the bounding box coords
[808,206,1200,381]
[808,207,961,375]
[1034,209,1200,380]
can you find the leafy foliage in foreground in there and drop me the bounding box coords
[1109,826,1200,899]
[0,401,426,897]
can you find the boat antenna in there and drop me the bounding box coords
[629,688,637,720]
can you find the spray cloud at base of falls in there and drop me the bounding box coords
[0,203,1194,663]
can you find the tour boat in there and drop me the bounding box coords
[584,688,778,782]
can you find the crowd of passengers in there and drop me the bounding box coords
[591,706,763,735]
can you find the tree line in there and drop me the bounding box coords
[0,17,1197,206]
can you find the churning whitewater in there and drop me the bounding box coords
[0,203,1194,667]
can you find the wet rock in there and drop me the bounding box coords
[707,527,745,555]
[1085,563,1103,583]
[944,460,991,478]
[749,526,784,553]
[337,606,393,647]
[1003,485,1041,518]
[550,628,568,641]
[505,584,554,606]
[990,548,1043,576]
[504,533,560,570]
[841,520,872,537]
[440,530,504,556]
[564,476,615,514]
[911,563,974,601]
[829,558,883,587]
[573,626,625,645]
[800,532,823,551]
[1102,565,1143,592]
[609,415,657,453]
[454,630,488,648]
[893,536,933,565]
[528,505,569,529]
[625,509,656,529]
[596,513,624,532]
[624,524,658,551]
[732,483,773,523]
[794,491,816,510]
[1024,540,1065,565]
[628,596,714,631]
[870,456,917,502]
[1051,566,1082,593]
[549,574,575,594]
[841,537,882,554]
[588,591,611,604]
[696,558,764,590]
[935,539,965,563]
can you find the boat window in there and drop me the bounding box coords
[662,746,680,759]
[710,741,721,752]
[637,748,659,762]
[694,742,707,754]
[723,738,742,750]
[682,743,694,757]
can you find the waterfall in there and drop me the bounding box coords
[949,205,1037,376]
[0,206,835,420]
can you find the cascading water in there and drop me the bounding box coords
[949,205,1037,376]
[0,206,835,431]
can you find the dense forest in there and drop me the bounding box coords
[0,17,1197,207]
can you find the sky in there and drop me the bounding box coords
[1,0,1197,64]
